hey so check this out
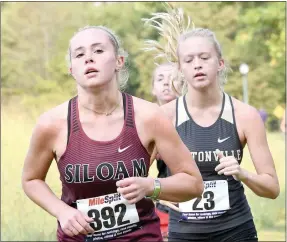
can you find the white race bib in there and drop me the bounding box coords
[179,180,230,220]
[77,193,140,241]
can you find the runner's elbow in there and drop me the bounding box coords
[185,177,204,201]
[265,177,280,199]
[22,175,44,193]
[269,186,280,199]
[21,177,33,193]
[195,178,204,198]
[257,185,280,200]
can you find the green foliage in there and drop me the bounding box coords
[1,2,285,130]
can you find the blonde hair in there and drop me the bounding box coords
[66,25,129,90]
[177,28,231,88]
[143,4,231,95]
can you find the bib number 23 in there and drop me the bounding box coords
[179,180,230,220]
[192,191,215,210]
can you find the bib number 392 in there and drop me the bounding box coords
[76,193,140,241]
[179,180,230,220]
[88,203,129,230]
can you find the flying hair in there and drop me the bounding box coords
[142,3,231,95]
[142,3,194,95]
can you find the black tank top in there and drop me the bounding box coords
[168,92,253,234]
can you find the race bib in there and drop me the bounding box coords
[76,193,140,241]
[179,180,230,221]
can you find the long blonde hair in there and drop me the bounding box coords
[143,3,230,95]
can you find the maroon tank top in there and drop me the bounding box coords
[56,93,162,242]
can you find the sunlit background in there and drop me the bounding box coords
[1,2,285,241]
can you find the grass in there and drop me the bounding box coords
[1,108,285,241]
[240,132,286,241]
[1,109,62,241]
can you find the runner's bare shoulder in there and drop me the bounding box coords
[160,99,177,122]
[32,101,69,145]
[231,97,261,124]
[230,96,264,143]
[131,95,165,125]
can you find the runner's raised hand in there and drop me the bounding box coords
[215,149,248,181]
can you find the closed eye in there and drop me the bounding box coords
[200,54,210,60]
[185,57,193,63]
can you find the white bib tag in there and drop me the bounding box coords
[77,193,140,241]
[179,180,230,220]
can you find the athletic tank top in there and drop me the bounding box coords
[168,92,253,234]
[56,93,162,242]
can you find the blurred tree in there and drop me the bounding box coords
[1,2,285,130]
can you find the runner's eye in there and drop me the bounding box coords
[76,53,84,58]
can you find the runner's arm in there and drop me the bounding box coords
[240,107,280,199]
[147,107,204,202]
[22,114,71,218]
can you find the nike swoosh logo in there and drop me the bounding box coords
[118,145,132,153]
[218,137,230,143]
